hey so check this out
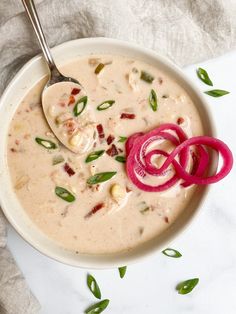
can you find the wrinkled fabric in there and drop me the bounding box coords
[1,0,236,313]
[0,211,40,314]
[1,0,236,93]
[0,248,41,314]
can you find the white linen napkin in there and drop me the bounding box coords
[1,0,236,313]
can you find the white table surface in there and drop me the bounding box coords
[7,50,236,314]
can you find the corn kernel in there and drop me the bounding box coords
[110,184,126,202]
[69,133,81,147]
[48,105,56,117]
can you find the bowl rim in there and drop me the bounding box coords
[0,37,217,268]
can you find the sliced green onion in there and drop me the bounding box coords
[140,207,150,214]
[87,274,101,299]
[176,278,199,295]
[52,155,65,165]
[162,248,182,258]
[139,201,149,214]
[55,186,75,203]
[149,89,158,111]
[35,137,57,149]
[85,150,105,163]
[118,136,127,143]
[204,89,230,97]
[140,71,154,83]
[87,172,117,185]
[95,63,105,75]
[197,68,213,86]
[118,266,127,278]
[115,156,126,163]
[97,100,115,111]
[73,96,88,116]
[85,299,109,314]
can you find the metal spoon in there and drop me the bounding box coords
[22,0,84,152]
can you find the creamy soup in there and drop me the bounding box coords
[7,55,204,254]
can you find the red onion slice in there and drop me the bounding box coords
[125,124,233,192]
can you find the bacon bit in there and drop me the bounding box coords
[63,163,75,177]
[59,102,66,107]
[63,119,77,135]
[71,88,81,95]
[120,113,136,119]
[177,117,185,125]
[10,148,17,152]
[164,216,169,223]
[15,140,20,145]
[96,124,105,139]
[126,186,132,193]
[24,133,30,139]
[68,95,75,105]
[139,227,144,235]
[158,77,163,84]
[106,135,115,145]
[118,148,123,153]
[88,184,100,192]
[106,144,118,157]
[85,202,105,218]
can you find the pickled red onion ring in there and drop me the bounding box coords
[125,132,144,155]
[126,124,189,192]
[126,150,180,192]
[181,145,209,187]
[125,123,233,192]
[157,136,233,185]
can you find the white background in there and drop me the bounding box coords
[7,51,236,314]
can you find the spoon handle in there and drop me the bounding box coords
[22,0,57,72]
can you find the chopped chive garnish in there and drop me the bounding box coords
[52,155,65,165]
[118,136,127,143]
[87,274,101,299]
[35,137,57,149]
[204,89,230,97]
[118,266,127,278]
[55,186,75,202]
[97,100,115,111]
[94,63,105,74]
[115,156,126,163]
[176,278,199,295]
[140,71,154,83]
[162,248,182,258]
[149,89,158,111]
[85,150,105,163]
[197,68,213,86]
[73,96,88,116]
[87,172,117,185]
[85,299,109,314]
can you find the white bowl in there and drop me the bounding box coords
[0,38,217,268]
